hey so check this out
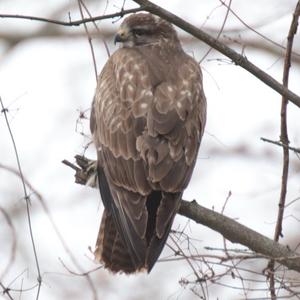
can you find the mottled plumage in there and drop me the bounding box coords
[90,13,206,273]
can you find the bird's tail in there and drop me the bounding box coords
[94,209,145,274]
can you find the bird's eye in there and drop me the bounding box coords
[132,28,150,36]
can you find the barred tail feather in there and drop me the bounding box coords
[94,209,145,274]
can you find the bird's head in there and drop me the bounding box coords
[114,13,179,48]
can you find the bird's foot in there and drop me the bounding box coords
[75,155,98,188]
[62,155,98,188]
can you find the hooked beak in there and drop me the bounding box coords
[114,33,124,44]
[114,28,129,44]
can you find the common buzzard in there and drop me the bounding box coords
[90,13,207,273]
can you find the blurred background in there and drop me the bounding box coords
[0,0,299,299]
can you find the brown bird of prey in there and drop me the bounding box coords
[90,13,206,274]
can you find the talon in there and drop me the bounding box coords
[85,161,98,188]
[72,156,98,188]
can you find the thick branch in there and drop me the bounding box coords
[132,0,300,108]
[62,156,300,273]
[179,200,300,273]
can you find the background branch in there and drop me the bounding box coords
[2,29,300,66]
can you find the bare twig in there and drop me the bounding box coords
[0,7,145,26]
[78,0,110,58]
[77,0,98,81]
[58,258,103,277]
[0,98,42,300]
[218,0,300,58]
[0,206,17,282]
[0,282,14,300]
[200,0,232,63]
[221,191,232,257]
[285,196,300,209]
[261,137,300,154]
[268,2,300,297]
[169,235,208,299]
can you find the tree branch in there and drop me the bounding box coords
[179,200,300,273]
[261,137,300,154]
[268,2,300,296]
[275,0,300,241]
[62,156,300,274]
[0,7,145,26]
[132,0,300,108]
